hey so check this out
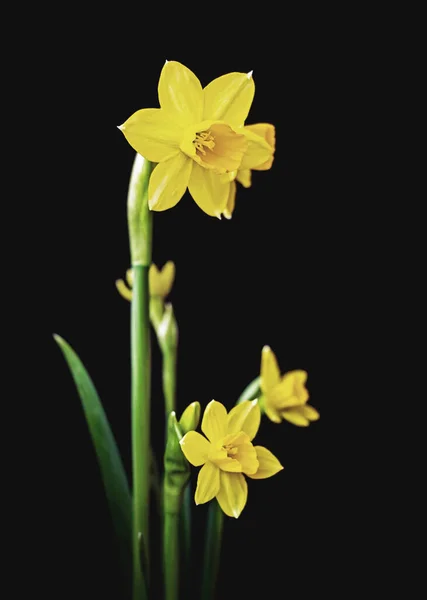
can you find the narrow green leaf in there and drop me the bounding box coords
[54,334,132,581]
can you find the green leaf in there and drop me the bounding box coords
[54,334,132,581]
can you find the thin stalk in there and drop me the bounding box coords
[180,484,192,585]
[131,265,151,600]
[201,500,224,600]
[163,511,180,600]
[162,349,176,417]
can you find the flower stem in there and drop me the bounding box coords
[131,265,150,600]
[162,348,176,417]
[127,154,153,600]
[180,484,192,591]
[163,511,180,600]
[201,500,224,600]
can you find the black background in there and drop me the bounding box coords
[35,6,367,599]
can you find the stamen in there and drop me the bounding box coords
[193,130,215,156]
[223,444,238,457]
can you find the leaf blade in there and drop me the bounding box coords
[54,334,132,581]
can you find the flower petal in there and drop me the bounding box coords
[260,346,281,392]
[244,123,276,170]
[227,399,260,441]
[301,404,320,421]
[148,153,192,211]
[236,169,251,188]
[158,61,203,126]
[239,128,273,170]
[282,407,310,427]
[201,400,228,444]
[216,472,248,518]
[188,163,230,217]
[119,108,182,162]
[235,443,259,475]
[223,180,236,219]
[263,398,282,423]
[248,446,284,479]
[179,431,210,466]
[271,371,309,408]
[195,461,220,505]
[160,261,176,297]
[203,72,255,127]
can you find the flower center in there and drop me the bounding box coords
[222,443,238,458]
[193,130,216,156]
[181,121,247,173]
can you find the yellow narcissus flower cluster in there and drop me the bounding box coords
[119,61,275,218]
[180,399,283,518]
[116,261,175,301]
[260,346,319,426]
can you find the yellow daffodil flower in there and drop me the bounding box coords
[118,61,270,218]
[260,346,319,426]
[180,399,283,518]
[115,261,175,301]
[223,123,276,219]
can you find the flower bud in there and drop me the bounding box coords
[178,402,201,434]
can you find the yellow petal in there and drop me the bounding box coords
[180,431,210,466]
[236,169,251,188]
[209,448,243,473]
[245,123,276,170]
[235,443,258,475]
[158,61,203,126]
[188,163,229,217]
[260,346,281,392]
[195,461,220,505]
[227,399,260,441]
[248,446,284,479]
[201,400,228,444]
[115,279,132,301]
[203,72,255,127]
[160,261,176,297]
[282,407,310,427]
[216,471,248,518]
[148,153,192,211]
[245,123,276,150]
[119,108,182,162]
[271,371,309,408]
[301,404,320,421]
[263,398,282,423]
[239,129,273,170]
[222,180,236,219]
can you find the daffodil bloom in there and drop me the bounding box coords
[116,261,175,301]
[119,61,270,217]
[223,123,276,219]
[180,399,283,518]
[260,346,319,426]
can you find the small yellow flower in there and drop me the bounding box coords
[118,61,270,217]
[115,261,175,301]
[260,346,319,426]
[223,123,276,219]
[180,399,283,518]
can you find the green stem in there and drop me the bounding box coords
[163,511,180,600]
[180,484,192,575]
[201,500,224,600]
[162,349,176,417]
[131,265,151,600]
